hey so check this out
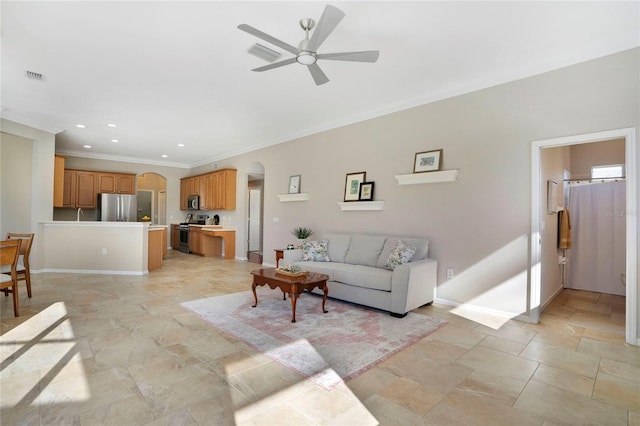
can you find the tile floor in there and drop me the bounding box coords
[1,251,638,425]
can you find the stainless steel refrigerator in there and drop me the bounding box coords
[97,193,138,222]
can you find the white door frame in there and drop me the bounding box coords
[531,127,637,345]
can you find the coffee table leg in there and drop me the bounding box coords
[290,292,297,323]
[322,284,328,313]
[251,280,258,308]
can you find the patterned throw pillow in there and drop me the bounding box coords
[385,240,416,270]
[302,240,331,262]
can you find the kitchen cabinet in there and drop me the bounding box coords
[62,169,97,209]
[171,224,180,250]
[58,168,136,208]
[189,227,203,255]
[98,173,136,194]
[148,227,167,272]
[54,155,65,207]
[76,171,98,208]
[62,170,77,208]
[180,169,236,211]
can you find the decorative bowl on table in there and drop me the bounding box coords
[276,264,307,277]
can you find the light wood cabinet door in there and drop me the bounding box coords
[54,155,65,207]
[171,224,180,250]
[76,171,97,208]
[62,170,77,208]
[116,174,135,194]
[180,179,190,210]
[189,228,203,254]
[213,169,236,210]
[98,173,136,194]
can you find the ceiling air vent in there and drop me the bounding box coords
[25,70,45,81]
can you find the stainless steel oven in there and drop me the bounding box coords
[178,223,190,253]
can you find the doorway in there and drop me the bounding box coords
[531,128,637,345]
[136,189,154,223]
[137,172,167,225]
[247,176,264,264]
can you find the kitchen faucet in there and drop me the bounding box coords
[77,207,83,222]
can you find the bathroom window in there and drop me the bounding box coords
[591,164,624,179]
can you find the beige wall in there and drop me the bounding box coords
[0,132,33,234]
[0,119,56,269]
[540,146,571,309]
[570,138,626,178]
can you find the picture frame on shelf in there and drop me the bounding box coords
[288,175,301,194]
[359,182,375,201]
[414,149,443,173]
[344,171,366,202]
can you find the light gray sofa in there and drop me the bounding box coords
[282,234,437,317]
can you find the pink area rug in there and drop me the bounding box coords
[181,289,446,389]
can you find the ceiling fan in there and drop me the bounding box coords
[238,4,379,86]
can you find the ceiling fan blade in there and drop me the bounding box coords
[237,24,299,55]
[317,50,380,63]
[307,5,345,52]
[252,57,297,72]
[308,63,330,85]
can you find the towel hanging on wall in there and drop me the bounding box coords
[558,208,572,249]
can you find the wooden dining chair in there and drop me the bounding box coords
[0,239,21,317]
[2,233,35,298]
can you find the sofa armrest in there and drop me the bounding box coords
[391,257,438,315]
[282,249,303,265]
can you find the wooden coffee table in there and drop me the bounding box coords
[250,268,329,323]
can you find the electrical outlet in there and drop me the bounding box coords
[446,268,454,279]
[101,248,107,255]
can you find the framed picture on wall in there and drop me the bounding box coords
[359,182,375,201]
[344,171,366,201]
[414,149,443,173]
[288,175,301,194]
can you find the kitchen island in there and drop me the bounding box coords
[38,221,163,275]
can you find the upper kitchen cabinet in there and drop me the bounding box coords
[211,169,236,210]
[97,173,136,194]
[62,170,97,209]
[53,155,65,207]
[180,169,236,211]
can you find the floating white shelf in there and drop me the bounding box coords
[338,201,385,211]
[394,169,459,185]
[278,193,310,202]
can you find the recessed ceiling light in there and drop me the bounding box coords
[161,154,168,158]
[177,143,185,147]
[76,124,86,128]
[111,139,119,143]
[107,123,117,128]
[83,145,91,148]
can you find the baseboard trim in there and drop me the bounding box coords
[33,268,148,276]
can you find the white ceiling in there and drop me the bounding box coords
[2,1,638,168]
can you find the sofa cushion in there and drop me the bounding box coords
[332,263,392,292]
[295,260,336,280]
[302,240,330,262]
[344,235,386,267]
[323,234,352,263]
[377,237,429,267]
[385,240,416,270]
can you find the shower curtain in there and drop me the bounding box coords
[566,180,626,296]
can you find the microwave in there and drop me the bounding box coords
[187,195,199,210]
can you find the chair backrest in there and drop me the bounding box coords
[0,240,20,272]
[6,233,34,266]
